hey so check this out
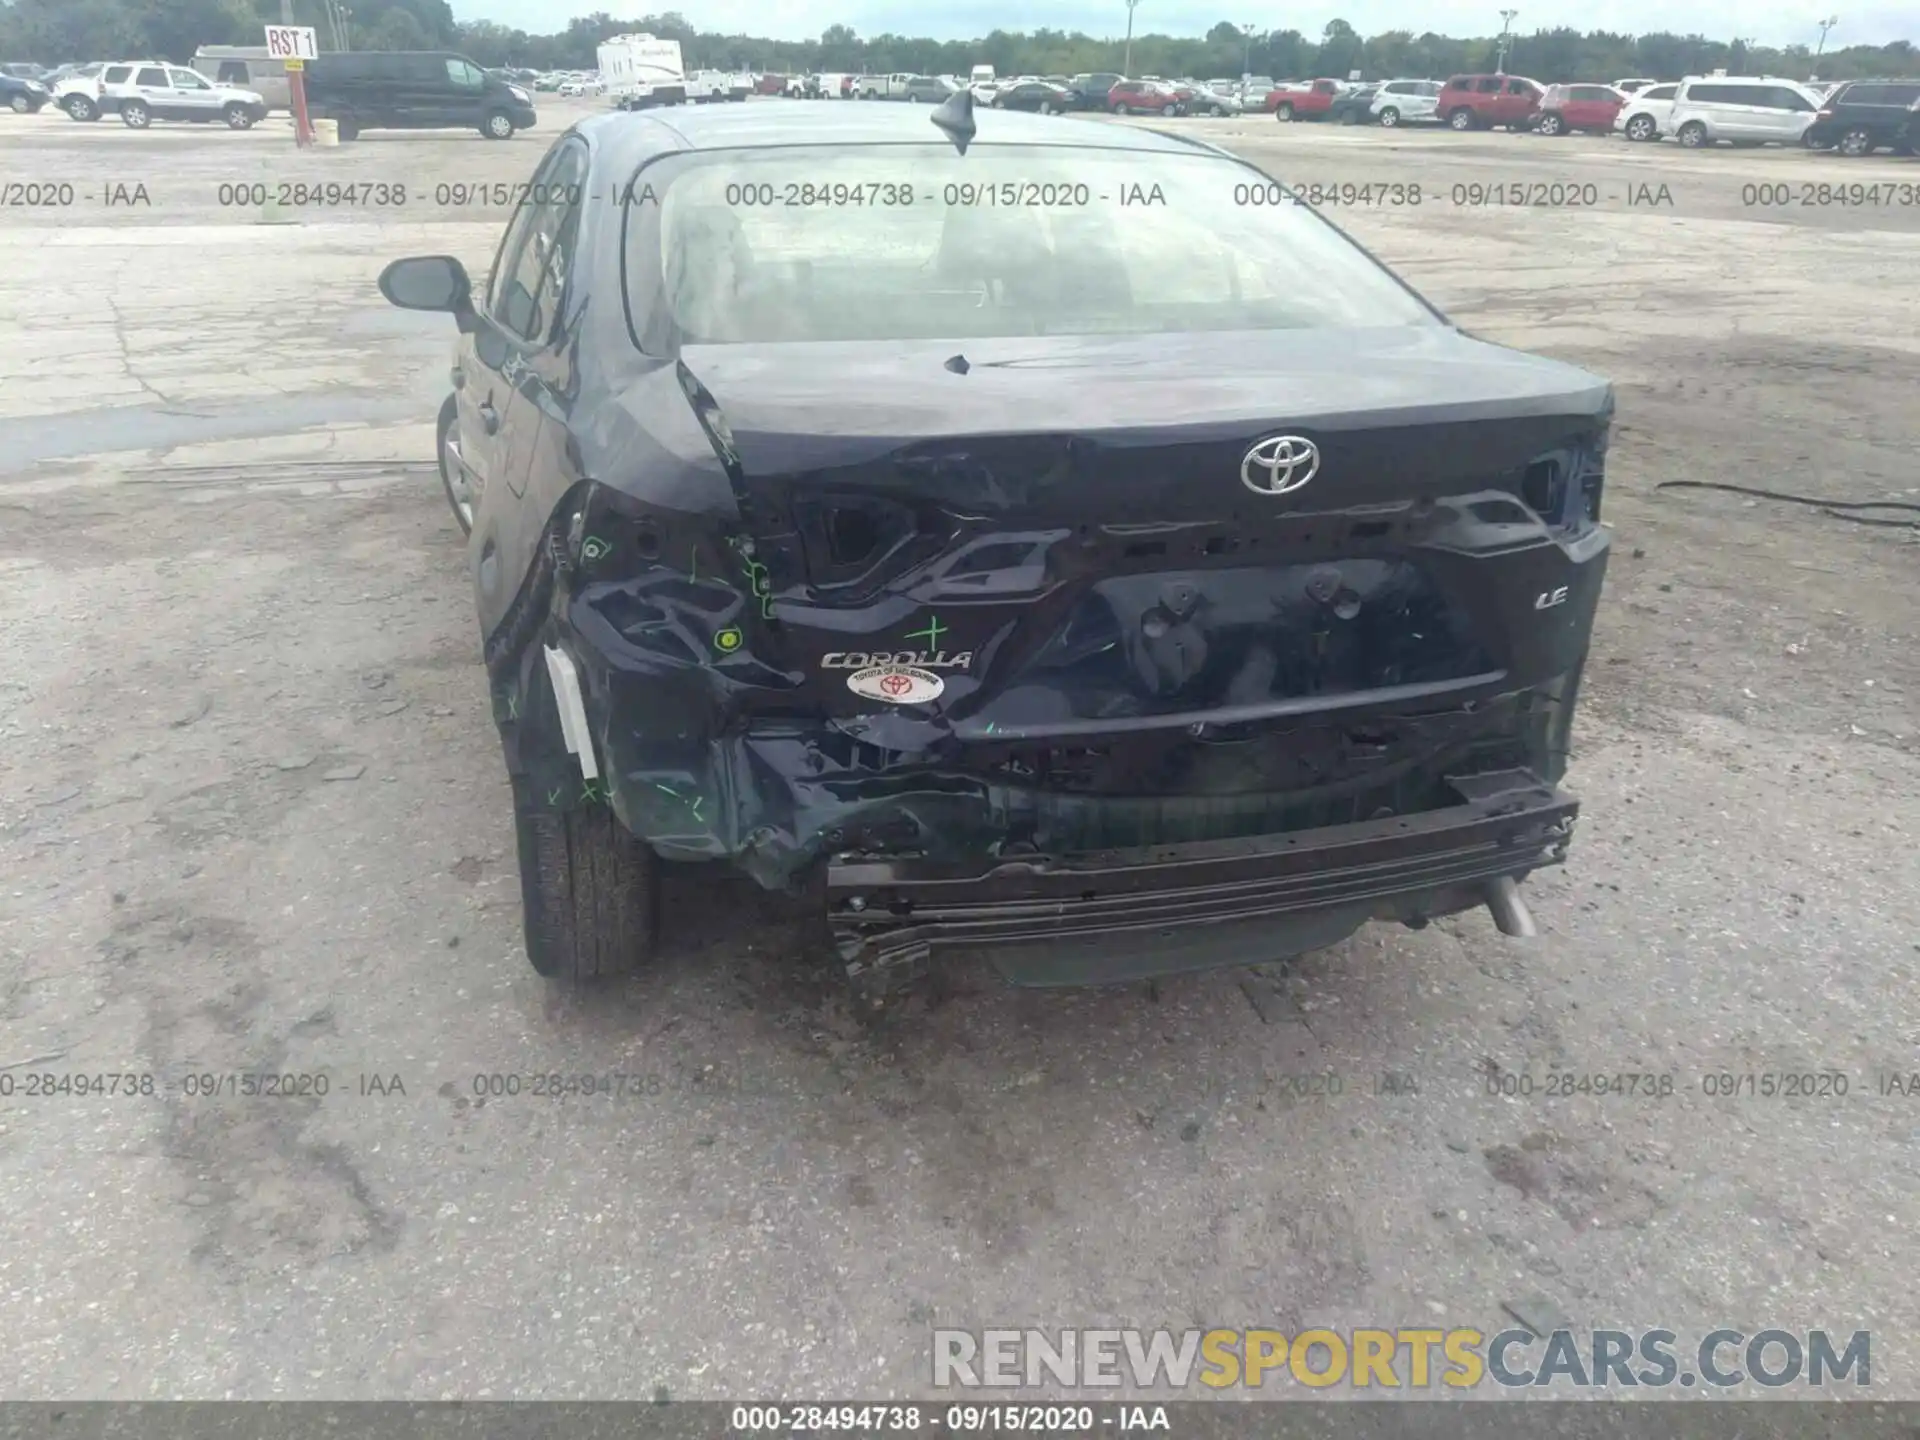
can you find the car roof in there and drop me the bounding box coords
[576,100,1217,165]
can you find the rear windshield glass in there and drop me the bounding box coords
[623,143,1441,347]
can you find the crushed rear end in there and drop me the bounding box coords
[516,326,1610,986]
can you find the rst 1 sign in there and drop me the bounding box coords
[264,25,318,61]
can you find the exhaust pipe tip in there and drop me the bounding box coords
[1483,875,1538,938]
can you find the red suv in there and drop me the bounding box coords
[1533,83,1627,135]
[1107,79,1183,115]
[1437,73,1544,130]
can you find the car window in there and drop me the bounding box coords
[103,65,133,84]
[1472,77,1499,93]
[1644,85,1676,101]
[134,67,168,87]
[1505,78,1534,94]
[1767,87,1814,111]
[492,141,589,342]
[446,58,485,89]
[1887,83,1920,105]
[216,61,248,84]
[630,144,1443,349]
[170,69,210,89]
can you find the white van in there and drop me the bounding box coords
[1665,75,1824,148]
[192,46,286,110]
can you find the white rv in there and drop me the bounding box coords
[598,33,687,109]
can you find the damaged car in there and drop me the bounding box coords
[378,95,1611,989]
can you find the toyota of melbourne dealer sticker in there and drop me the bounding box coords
[846,665,948,705]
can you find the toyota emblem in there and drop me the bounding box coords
[1241,435,1321,496]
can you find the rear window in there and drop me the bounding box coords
[624,143,1441,348]
[1643,84,1677,100]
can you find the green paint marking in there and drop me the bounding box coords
[548,786,564,806]
[714,626,743,653]
[506,690,519,719]
[690,796,704,819]
[581,779,604,804]
[581,535,611,563]
[904,615,948,651]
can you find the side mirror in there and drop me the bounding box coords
[378,255,476,331]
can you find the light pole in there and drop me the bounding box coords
[1123,0,1141,78]
[1241,23,1257,79]
[1495,8,1517,74]
[1815,15,1838,61]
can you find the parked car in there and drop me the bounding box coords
[305,51,535,140]
[377,104,1611,990]
[193,47,293,109]
[1064,72,1123,110]
[1532,83,1627,135]
[54,61,133,120]
[0,62,48,81]
[0,71,50,112]
[857,73,915,99]
[1108,78,1183,115]
[991,79,1072,114]
[753,73,788,95]
[90,62,267,129]
[900,75,958,103]
[1269,78,1347,121]
[1615,81,1679,141]
[1437,73,1545,130]
[1186,83,1244,116]
[1613,78,1659,94]
[1326,83,1381,124]
[1372,78,1443,126]
[1803,77,1920,156]
[1665,75,1824,149]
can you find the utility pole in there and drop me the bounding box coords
[1123,0,1141,77]
[1495,9,1517,73]
[1815,15,1838,62]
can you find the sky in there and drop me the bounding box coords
[456,0,1915,49]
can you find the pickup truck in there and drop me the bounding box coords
[856,72,914,99]
[1267,77,1349,120]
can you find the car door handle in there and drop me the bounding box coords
[450,364,466,389]
[478,401,500,435]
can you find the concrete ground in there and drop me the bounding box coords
[1,97,1917,1400]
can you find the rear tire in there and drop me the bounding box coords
[1161,102,1176,116]
[336,118,359,141]
[513,774,659,983]
[8,94,30,114]
[1837,126,1874,156]
[120,99,150,129]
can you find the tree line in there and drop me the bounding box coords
[3,0,1914,83]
